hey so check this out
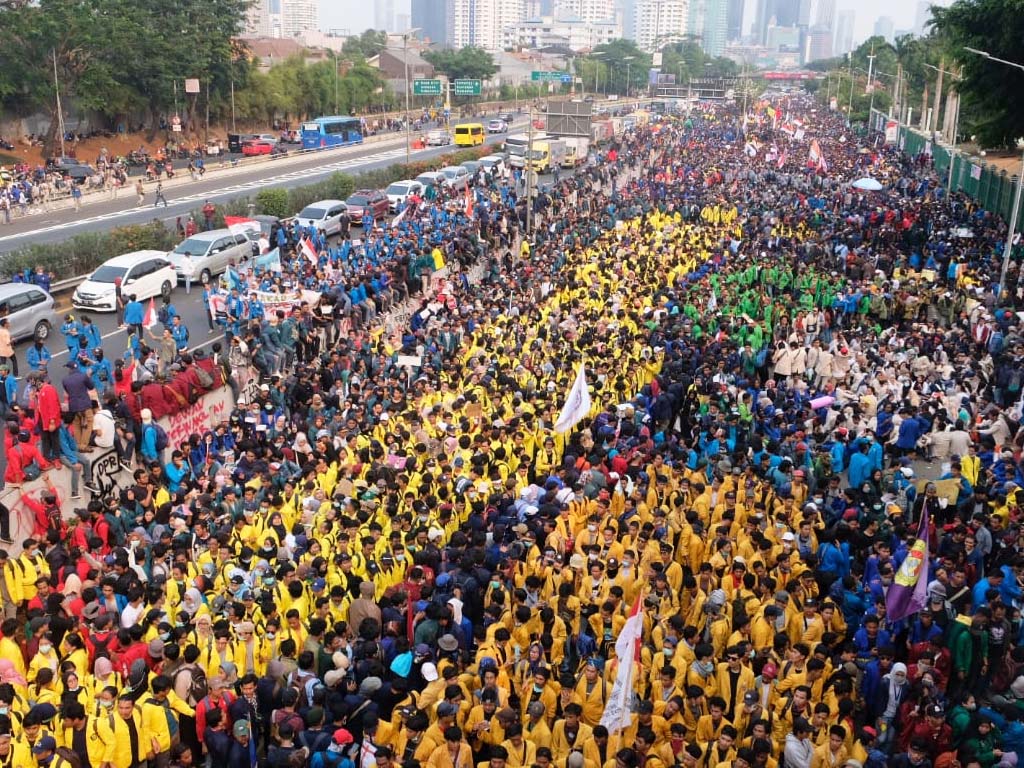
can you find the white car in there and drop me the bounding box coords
[295,199,348,236]
[425,130,451,146]
[385,180,424,212]
[415,172,447,195]
[167,228,255,285]
[73,250,176,312]
[479,154,506,176]
[439,165,470,191]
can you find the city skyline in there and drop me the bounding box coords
[320,0,921,49]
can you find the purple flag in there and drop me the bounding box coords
[886,507,930,622]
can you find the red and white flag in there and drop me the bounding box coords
[391,206,409,229]
[300,238,318,264]
[464,188,474,219]
[599,593,643,734]
[808,139,828,172]
[143,297,158,330]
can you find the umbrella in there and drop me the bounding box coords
[852,177,884,191]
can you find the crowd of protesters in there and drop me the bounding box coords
[0,93,1020,768]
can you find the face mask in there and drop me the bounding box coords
[965,703,977,711]
[0,707,7,716]
[533,685,543,693]
[699,661,714,674]
[396,555,405,562]
[39,644,52,654]
[100,699,114,708]
[266,632,276,640]
[491,581,501,590]
[622,560,633,568]
[663,648,673,656]
[587,524,597,532]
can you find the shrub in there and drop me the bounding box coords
[326,172,356,201]
[256,189,289,218]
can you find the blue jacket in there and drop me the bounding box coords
[26,345,51,371]
[848,451,873,489]
[164,460,190,494]
[1,374,16,406]
[124,300,144,325]
[59,425,81,464]
[141,423,160,461]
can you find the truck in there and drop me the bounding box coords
[505,131,548,170]
[559,136,590,168]
[526,139,565,173]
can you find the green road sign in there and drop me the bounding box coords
[531,71,569,82]
[453,79,482,96]
[413,79,442,96]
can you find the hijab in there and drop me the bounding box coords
[883,662,908,719]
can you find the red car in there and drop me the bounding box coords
[345,190,390,221]
[241,139,275,156]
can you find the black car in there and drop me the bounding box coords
[227,133,258,154]
[64,164,97,183]
[498,112,513,122]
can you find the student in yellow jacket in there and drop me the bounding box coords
[0,730,31,768]
[56,702,116,768]
[140,675,195,763]
[115,696,145,768]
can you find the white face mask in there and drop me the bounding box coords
[39,644,52,654]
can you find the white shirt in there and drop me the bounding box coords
[181,256,195,277]
[121,600,145,629]
[93,408,116,448]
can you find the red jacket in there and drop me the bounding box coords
[4,442,52,485]
[20,487,64,538]
[195,691,237,745]
[36,383,61,432]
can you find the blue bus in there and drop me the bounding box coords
[301,116,364,150]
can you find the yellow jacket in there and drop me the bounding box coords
[141,691,194,755]
[57,714,117,768]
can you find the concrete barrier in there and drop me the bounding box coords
[0,379,256,553]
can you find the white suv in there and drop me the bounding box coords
[73,251,176,311]
[296,200,348,236]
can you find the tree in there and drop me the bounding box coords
[585,39,650,97]
[342,29,386,60]
[422,47,497,81]
[932,0,1024,148]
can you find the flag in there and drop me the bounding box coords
[225,266,244,292]
[599,594,643,734]
[300,237,318,265]
[777,152,787,169]
[886,507,931,622]
[464,188,474,218]
[209,293,227,323]
[808,139,828,172]
[254,248,282,273]
[143,297,157,330]
[390,206,409,229]
[554,363,591,434]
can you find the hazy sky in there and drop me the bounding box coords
[320,0,921,48]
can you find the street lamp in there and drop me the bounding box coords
[924,62,963,193]
[623,56,635,98]
[963,46,1024,298]
[391,27,422,165]
[591,52,605,98]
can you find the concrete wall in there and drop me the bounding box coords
[0,381,255,553]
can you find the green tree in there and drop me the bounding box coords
[422,47,497,81]
[342,29,387,60]
[932,0,1024,147]
[584,39,650,97]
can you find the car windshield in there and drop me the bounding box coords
[174,238,211,255]
[90,265,128,283]
[386,183,410,194]
[346,196,369,205]
[416,176,436,185]
[442,169,459,178]
[299,207,326,219]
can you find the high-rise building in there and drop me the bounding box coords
[243,0,283,37]
[753,0,799,43]
[689,0,727,55]
[633,0,687,51]
[616,0,638,39]
[814,0,835,30]
[553,0,616,23]
[503,14,619,50]
[873,15,894,43]
[375,0,395,31]
[806,24,832,60]
[833,8,853,54]
[412,0,448,44]
[448,0,525,49]
[726,0,745,41]
[281,0,318,37]
[797,0,810,26]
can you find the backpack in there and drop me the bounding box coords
[158,306,170,325]
[174,664,209,707]
[150,423,169,452]
[125,658,151,700]
[55,746,83,768]
[195,365,214,389]
[91,631,119,665]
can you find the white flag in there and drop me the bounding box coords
[553,364,591,434]
[390,206,409,229]
[599,595,643,734]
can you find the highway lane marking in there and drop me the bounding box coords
[0,147,413,245]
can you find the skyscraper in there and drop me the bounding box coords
[726,0,744,41]
[688,0,727,55]
[833,8,854,54]
[554,0,616,22]
[281,0,318,37]
[412,0,448,44]
[873,15,894,43]
[633,0,687,51]
[753,0,799,44]
[448,0,525,49]
[375,0,396,31]
[814,0,835,30]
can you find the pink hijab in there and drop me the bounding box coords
[0,658,26,687]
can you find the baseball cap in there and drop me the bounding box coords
[743,691,759,705]
[32,736,57,755]
[334,728,354,745]
[926,704,944,717]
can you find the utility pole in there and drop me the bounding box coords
[404,33,412,163]
[847,55,854,116]
[52,49,65,158]
[931,54,945,134]
[866,44,877,120]
[230,78,236,133]
[526,106,534,237]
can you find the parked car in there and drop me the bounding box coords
[73,251,176,312]
[45,156,87,172]
[0,283,55,342]
[241,139,276,156]
[479,154,506,176]
[425,130,452,146]
[414,172,447,194]
[385,180,424,212]
[345,190,390,222]
[167,228,255,284]
[227,133,258,153]
[438,165,470,191]
[497,112,514,122]
[64,164,98,183]
[253,134,279,144]
[295,200,349,236]
[461,160,482,177]
[487,119,508,133]
[280,129,302,144]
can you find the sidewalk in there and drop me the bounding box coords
[4,130,408,220]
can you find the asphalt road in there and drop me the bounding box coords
[0,116,523,254]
